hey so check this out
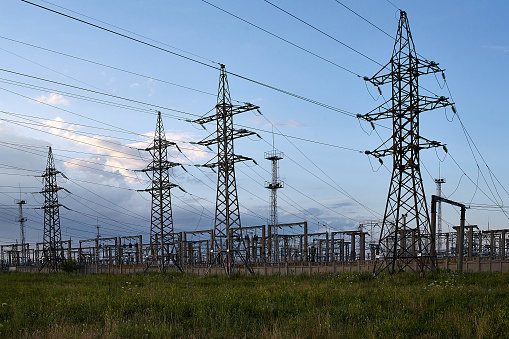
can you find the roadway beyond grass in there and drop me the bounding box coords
[0,270,508,338]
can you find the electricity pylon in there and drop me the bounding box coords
[40,147,67,270]
[265,147,284,262]
[193,64,259,276]
[358,11,453,275]
[138,111,182,272]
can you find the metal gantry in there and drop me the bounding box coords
[435,178,445,253]
[138,111,182,272]
[40,147,66,269]
[192,64,259,275]
[359,11,453,275]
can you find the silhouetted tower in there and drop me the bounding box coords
[435,178,445,252]
[265,147,284,262]
[16,196,27,265]
[193,64,259,275]
[138,111,181,272]
[41,147,65,269]
[359,11,452,275]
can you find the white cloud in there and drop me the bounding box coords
[37,117,208,184]
[130,83,140,89]
[485,45,509,53]
[35,93,70,106]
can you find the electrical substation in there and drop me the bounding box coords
[2,7,509,277]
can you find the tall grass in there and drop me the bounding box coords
[0,270,507,338]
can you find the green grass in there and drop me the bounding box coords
[0,270,508,338]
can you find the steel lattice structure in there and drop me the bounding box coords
[41,147,65,269]
[265,150,284,262]
[359,11,452,275]
[138,111,181,272]
[193,64,259,275]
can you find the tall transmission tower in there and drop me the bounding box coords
[435,178,445,253]
[265,142,284,262]
[40,147,66,269]
[359,11,452,275]
[192,64,259,275]
[16,193,27,265]
[138,111,182,272]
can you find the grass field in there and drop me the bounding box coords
[0,270,508,338]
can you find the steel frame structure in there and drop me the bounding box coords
[359,11,452,275]
[193,64,259,275]
[138,111,181,272]
[265,150,284,262]
[40,147,65,269]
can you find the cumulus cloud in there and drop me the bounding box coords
[37,117,208,185]
[35,93,70,106]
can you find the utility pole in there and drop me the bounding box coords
[40,147,67,270]
[358,11,453,275]
[16,191,27,265]
[265,141,284,262]
[192,64,259,276]
[435,178,445,254]
[137,111,182,273]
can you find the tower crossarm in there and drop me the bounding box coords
[363,60,392,87]
[143,140,176,151]
[415,59,445,75]
[357,99,393,121]
[418,136,446,151]
[358,95,452,123]
[417,95,453,113]
[202,154,253,168]
[196,128,258,147]
[39,186,70,194]
[364,58,445,87]
[192,103,259,125]
[366,137,445,159]
[137,183,178,192]
[136,161,181,173]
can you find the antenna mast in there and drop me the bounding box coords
[265,128,284,262]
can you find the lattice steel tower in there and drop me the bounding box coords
[193,64,259,275]
[41,147,65,269]
[265,147,284,262]
[138,111,181,272]
[359,11,452,275]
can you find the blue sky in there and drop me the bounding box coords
[0,0,508,246]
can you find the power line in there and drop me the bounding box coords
[333,1,394,39]
[19,0,358,118]
[201,0,362,77]
[0,35,218,98]
[0,69,366,152]
[38,0,219,65]
[263,0,383,66]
